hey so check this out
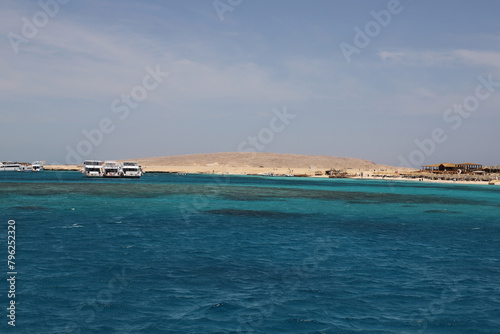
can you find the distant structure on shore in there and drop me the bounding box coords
[420,162,500,174]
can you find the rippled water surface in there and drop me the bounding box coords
[1,172,499,333]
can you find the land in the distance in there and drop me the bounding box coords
[43,152,500,185]
[47,152,408,176]
[129,152,405,174]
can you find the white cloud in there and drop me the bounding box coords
[451,49,500,68]
[377,49,455,66]
[0,10,316,112]
[378,48,500,69]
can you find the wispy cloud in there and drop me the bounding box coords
[452,49,500,68]
[378,48,500,69]
[2,26,313,113]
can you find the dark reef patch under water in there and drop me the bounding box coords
[11,205,49,211]
[425,209,462,214]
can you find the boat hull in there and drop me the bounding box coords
[103,173,122,178]
[85,172,103,177]
[0,165,23,172]
[122,174,141,178]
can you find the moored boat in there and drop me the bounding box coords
[0,163,24,172]
[121,161,143,178]
[103,161,122,178]
[32,161,44,172]
[83,160,104,177]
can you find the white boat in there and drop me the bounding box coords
[32,161,44,172]
[83,160,104,177]
[103,161,122,178]
[0,163,24,172]
[121,161,143,178]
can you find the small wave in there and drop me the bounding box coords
[206,209,306,218]
[62,224,83,228]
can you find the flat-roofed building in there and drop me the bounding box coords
[421,164,441,172]
[484,165,500,173]
[421,162,482,173]
[457,163,483,172]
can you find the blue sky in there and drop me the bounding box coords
[1,0,499,167]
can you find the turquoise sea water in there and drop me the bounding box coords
[1,171,499,333]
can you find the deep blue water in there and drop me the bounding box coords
[1,171,499,333]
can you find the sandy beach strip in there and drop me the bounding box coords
[43,164,500,186]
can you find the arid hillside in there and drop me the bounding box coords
[125,152,397,170]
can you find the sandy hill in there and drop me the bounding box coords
[125,152,397,171]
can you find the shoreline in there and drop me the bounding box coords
[352,176,496,186]
[42,165,500,186]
